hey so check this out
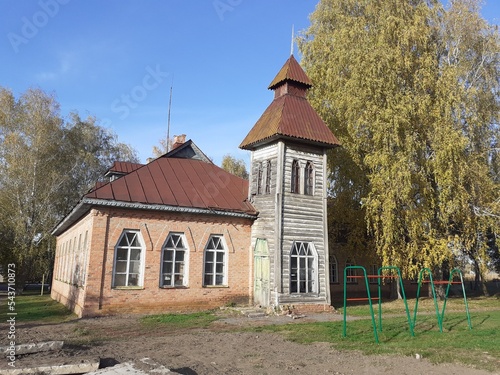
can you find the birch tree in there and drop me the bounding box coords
[221,154,249,179]
[299,0,500,286]
[0,87,138,287]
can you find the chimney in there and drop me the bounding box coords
[172,134,186,150]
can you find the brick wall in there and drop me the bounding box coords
[51,213,93,316]
[53,206,254,317]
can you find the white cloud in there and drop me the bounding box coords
[35,51,74,82]
[35,71,57,81]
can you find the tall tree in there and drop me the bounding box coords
[0,87,139,287]
[221,154,249,179]
[151,135,173,158]
[299,0,499,285]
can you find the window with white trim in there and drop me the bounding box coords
[369,264,379,284]
[113,230,144,287]
[345,259,357,284]
[161,233,188,287]
[203,235,226,286]
[81,231,88,286]
[330,255,338,283]
[290,241,317,294]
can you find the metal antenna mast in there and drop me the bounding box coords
[166,77,173,152]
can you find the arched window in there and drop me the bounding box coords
[265,160,271,194]
[203,235,227,286]
[257,162,263,195]
[369,264,379,284]
[345,258,357,284]
[304,161,314,195]
[113,230,144,287]
[161,232,188,287]
[291,160,300,193]
[330,255,338,284]
[290,242,317,294]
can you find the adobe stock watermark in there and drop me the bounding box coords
[213,0,243,21]
[110,64,170,120]
[5,264,16,368]
[7,0,71,54]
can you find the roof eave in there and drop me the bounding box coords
[240,134,340,151]
[51,200,92,236]
[52,197,258,236]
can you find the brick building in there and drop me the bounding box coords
[51,55,340,317]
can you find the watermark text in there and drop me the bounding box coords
[6,263,16,367]
[7,0,71,53]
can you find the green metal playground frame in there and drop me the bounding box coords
[342,266,472,343]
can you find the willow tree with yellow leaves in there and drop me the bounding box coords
[299,0,500,289]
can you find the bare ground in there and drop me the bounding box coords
[1,309,498,375]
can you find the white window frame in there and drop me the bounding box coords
[203,235,227,287]
[369,264,379,284]
[112,230,145,288]
[160,232,189,287]
[345,259,357,284]
[330,255,338,284]
[290,241,318,294]
[81,231,89,286]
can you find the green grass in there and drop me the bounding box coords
[0,294,77,323]
[338,295,500,316]
[247,305,500,372]
[141,311,219,329]
[3,294,499,372]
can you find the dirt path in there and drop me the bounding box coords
[1,311,497,375]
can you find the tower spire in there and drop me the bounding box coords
[290,24,294,56]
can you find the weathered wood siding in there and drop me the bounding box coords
[249,140,330,306]
[248,142,280,305]
[280,143,329,303]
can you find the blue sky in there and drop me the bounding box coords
[1,0,499,166]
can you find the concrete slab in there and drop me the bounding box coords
[1,359,99,375]
[87,362,148,375]
[0,341,64,355]
[88,361,176,375]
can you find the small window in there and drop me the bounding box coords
[203,235,226,286]
[304,161,314,195]
[291,160,300,193]
[330,255,338,284]
[113,230,144,287]
[369,264,379,284]
[290,241,317,294]
[257,162,263,195]
[345,259,357,284]
[265,160,271,194]
[81,231,88,286]
[161,233,188,287]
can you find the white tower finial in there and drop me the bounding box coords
[290,24,294,55]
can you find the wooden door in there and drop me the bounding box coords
[254,239,270,307]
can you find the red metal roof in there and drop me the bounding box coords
[240,55,340,150]
[239,91,340,150]
[268,54,312,90]
[106,161,144,174]
[85,158,256,215]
